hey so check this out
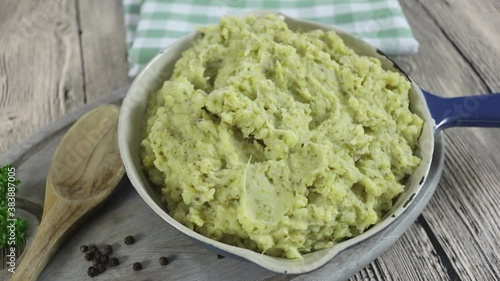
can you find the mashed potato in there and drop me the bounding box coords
[141,14,423,259]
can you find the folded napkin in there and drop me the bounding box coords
[124,0,419,76]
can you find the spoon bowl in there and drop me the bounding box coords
[48,107,123,201]
[11,105,124,281]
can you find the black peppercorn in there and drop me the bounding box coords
[87,266,98,277]
[124,235,135,245]
[94,251,102,259]
[100,254,109,264]
[103,245,113,255]
[133,262,142,271]
[84,253,94,261]
[159,256,169,266]
[91,259,99,266]
[97,264,106,273]
[89,245,98,253]
[80,245,89,253]
[109,257,119,267]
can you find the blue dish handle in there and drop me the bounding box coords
[422,89,500,131]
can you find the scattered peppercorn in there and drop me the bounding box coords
[91,259,99,266]
[103,245,113,255]
[217,254,225,259]
[124,235,135,245]
[84,253,94,261]
[97,264,106,273]
[80,245,89,253]
[89,245,98,253]
[87,266,98,277]
[109,257,119,267]
[159,256,169,266]
[94,251,102,259]
[133,262,142,271]
[100,254,109,264]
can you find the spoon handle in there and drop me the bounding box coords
[10,200,80,281]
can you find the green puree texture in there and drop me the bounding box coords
[141,14,423,259]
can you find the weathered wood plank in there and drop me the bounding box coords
[483,0,500,11]
[350,222,451,281]
[0,0,85,155]
[397,1,489,96]
[76,0,129,102]
[417,0,500,91]
[423,130,500,281]
[0,0,130,156]
[403,0,500,280]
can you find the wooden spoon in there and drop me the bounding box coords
[10,105,125,281]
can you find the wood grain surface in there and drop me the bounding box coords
[0,0,129,154]
[77,0,130,101]
[0,0,499,280]
[0,0,85,154]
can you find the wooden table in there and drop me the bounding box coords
[1,0,499,280]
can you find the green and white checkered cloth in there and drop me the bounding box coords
[124,0,418,76]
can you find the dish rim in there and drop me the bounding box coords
[118,10,436,274]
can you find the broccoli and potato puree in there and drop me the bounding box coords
[141,14,423,259]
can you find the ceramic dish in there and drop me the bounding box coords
[118,11,500,275]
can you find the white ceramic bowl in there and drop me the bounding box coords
[118,11,436,274]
